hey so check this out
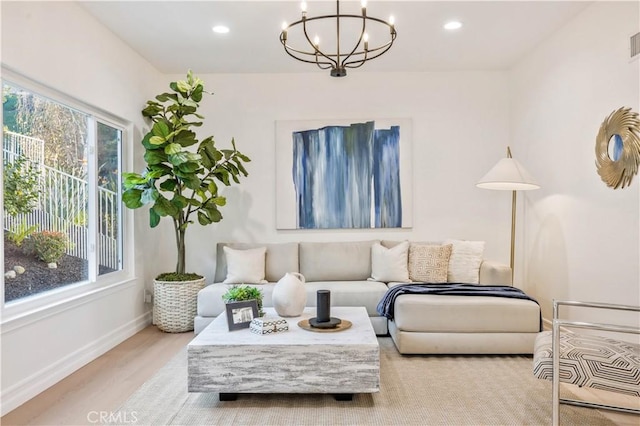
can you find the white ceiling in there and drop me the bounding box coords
[79,1,592,75]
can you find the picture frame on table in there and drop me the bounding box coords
[225,300,259,331]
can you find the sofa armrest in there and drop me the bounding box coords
[479,261,512,285]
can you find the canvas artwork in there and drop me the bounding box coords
[276,119,412,229]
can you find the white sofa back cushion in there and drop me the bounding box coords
[300,241,377,281]
[215,242,299,283]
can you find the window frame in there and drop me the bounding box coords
[1,68,136,327]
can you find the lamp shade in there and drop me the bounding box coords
[476,158,540,191]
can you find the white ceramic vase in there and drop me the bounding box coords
[272,272,307,317]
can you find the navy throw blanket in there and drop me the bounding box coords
[376,283,542,331]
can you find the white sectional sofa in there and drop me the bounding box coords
[194,240,541,354]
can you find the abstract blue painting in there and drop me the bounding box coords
[277,119,412,230]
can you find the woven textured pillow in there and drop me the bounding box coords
[444,239,485,284]
[408,244,452,283]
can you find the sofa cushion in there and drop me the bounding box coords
[304,281,389,316]
[370,241,410,282]
[408,244,452,283]
[215,242,299,283]
[445,239,485,284]
[299,241,376,281]
[197,280,387,318]
[222,246,267,284]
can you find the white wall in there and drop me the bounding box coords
[164,71,515,281]
[0,1,166,414]
[510,1,640,323]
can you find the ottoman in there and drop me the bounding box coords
[389,294,541,354]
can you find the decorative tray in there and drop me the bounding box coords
[298,318,352,333]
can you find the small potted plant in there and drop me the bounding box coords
[222,285,265,317]
[122,71,250,333]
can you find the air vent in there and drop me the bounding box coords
[631,32,640,59]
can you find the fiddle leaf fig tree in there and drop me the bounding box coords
[122,71,250,279]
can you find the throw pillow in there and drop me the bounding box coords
[444,240,485,284]
[223,246,268,284]
[408,244,453,283]
[370,241,410,282]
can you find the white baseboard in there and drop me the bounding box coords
[1,310,152,416]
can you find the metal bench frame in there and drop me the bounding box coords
[552,299,640,425]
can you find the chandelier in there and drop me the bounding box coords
[279,1,397,77]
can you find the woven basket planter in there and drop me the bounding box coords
[153,277,205,333]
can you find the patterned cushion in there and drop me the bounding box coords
[533,330,640,397]
[408,244,452,283]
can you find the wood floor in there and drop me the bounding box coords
[2,325,638,425]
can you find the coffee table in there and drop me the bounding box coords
[188,306,380,401]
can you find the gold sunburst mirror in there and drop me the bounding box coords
[595,107,640,189]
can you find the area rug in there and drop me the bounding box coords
[112,337,613,425]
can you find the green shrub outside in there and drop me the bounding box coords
[23,230,69,263]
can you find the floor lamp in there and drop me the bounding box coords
[476,147,540,282]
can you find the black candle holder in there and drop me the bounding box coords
[309,289,341,329]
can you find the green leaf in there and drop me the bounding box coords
[141,188,159,205]
[144,150,168,165]
[149,208,161,228]
[178,161,199,173]
[159,179,178,191]
[216,169,230,186]
[165,143,182,155]
[197,211,212,226]
[210,208,223,222]
[213,196,226,206]
[177,80,191,93]
[171,194,189,210]
[149,136,165,145]
[182,98,198,108]
[142,102,163,118]
[122,189,143,209]
[152,121,170,138]
[122,172,147,187]
[168,152,189,166]
[155,93,178,102]
[192,84,203,102]
[174,130,198,147]
[207,181,218,195]
[182,175,201,190]
[153,195,180,218]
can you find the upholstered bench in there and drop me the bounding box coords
[532,300,640,425]
[533,331,640,397]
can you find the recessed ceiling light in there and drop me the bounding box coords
[444,21,462,30]
[212,25,230,34]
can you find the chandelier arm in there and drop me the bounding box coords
[301,16,338,69]
[342,36,396,68]
[339,11,367,68]
[280,34,336,68]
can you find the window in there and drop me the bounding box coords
[2,79,124,304]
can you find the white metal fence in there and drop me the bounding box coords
[3,131,120,270]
